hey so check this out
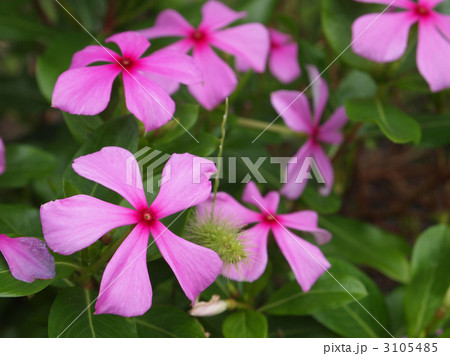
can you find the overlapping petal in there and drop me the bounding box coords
[242,181,280,214]
[140,9,193,39]
[95,223,152,317]
[72,147,148,210]
[151,154,217,219]
[200,1,246,31]
[313,145,334,196]
[278,211,332,245]
[106,31,150,60]
[0,234,55,283]
[269,42,301,83]
[318,107,348,145]
[70,45,119,69]
[306,65,329,124]
[41,195,139,255]
[151,220,222,303]
[270,90,313,133]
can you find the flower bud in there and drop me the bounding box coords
[189,295,228,317]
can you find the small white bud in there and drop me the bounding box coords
[189,295,228,317]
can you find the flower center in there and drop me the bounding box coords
[119,57,134,70]
[414,4,431,17]
[140,209,155,224]
[270,41,281,51]
[190,29,209,45]
[263,214,276,224]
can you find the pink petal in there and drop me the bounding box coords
[270,42,301,83]
[151,154,217,219]
[351,12,416,62]
[270,90,313,134]
[141,73,180,95]
[51,64,121,116]
[306,65,329,124]
[211,24,270,72]
[0,234,55,283]
[417,18,450,92]
[242,181,280,215]
[269,28,292,45]
[123,71,175,132]
[277,211,332,245]
[355,0,415,8]
[200,1,247,31]
[313,145,334,196]
[271,224,330,292]
[139,9,193,39]
[280,140,314,200]
[318,107,348,145]
[40,195,139,255]
[420,0,445,7]
[151,220,222,303]
[234,57,252,72]
[95,223,152,317]
[70,45,119,69]
[0,138,5,175]
[137,49,202,85]
[106,31,150,60]
[188,45,237,110]
[196,193,261,227]
[222,223,270,282]
[72,147,148,210]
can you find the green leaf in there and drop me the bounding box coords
[416,114,450,148]
[345,98,422,144]
[158,132,220,157]
[404,225,450,337]
[0,259,52,298]
[36,32,92,101]
[48,288,138,337]
[222,310,268,338]
[301,185,342,215]
[267,316,339,338]
[239,0,276,23]
[0,204,42,237]
[313,259,391,338]
[136,305,205,337]
[0,144,57,188]
[335,70,377,105]
[63,113,103,144]
[320,216,410,283]
[259,274,367,316]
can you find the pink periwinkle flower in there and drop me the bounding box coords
[237,28,301,84]
[196,182,332,291]
[0,138,5,175]
[40,147,222,317]
[52,31,202,132]
[271,65,348,199]
[140,1,270,110]
[352,0,450,92]
[0,234,55,283]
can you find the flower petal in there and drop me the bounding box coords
[141,73,180,95]
[270,90,313,134]
[306,65,329,124]
[188,45,237,110]
[41,195,139,255]
[70,45,119,69]
[242,181,280,215]
[351,12,416,62]
[211,24,270,72]
[417,17,450,92]
[280,140,314,200]
[0,234,55,283]
[151,154,217,219]
[278,211,332,245]
[72,147,148,210]
[269,42,301,83]
[0,138,5,175]
[318,107,348,145]
[139,9,193,39]
[137,49,202,85]
[123,71,175,132]
[106,31,150,59]
[95,223,152,317]
[51,64,121,116]
[151,220,222,303]
[355,0,414,8]
[200,1,246,31]
[222,223,270,282]
[271,225,330,292]
[313,145,334,196]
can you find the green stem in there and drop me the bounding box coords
[91,227,133,272]
[212,98,229,216]
[237,117,306,138]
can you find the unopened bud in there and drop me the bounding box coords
[189,295,228,317]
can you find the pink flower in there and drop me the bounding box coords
[352,0,450,92]
[271,66,348,199]
[52,31,202,132]
[197,182,331,291]
[40,147,222,317]
[0,138,5,175]
[237,28,301,83]
[140,1,270,110]
[0,234,55,283]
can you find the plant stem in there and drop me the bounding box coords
[212,98,229,216]
[237,117,306,137]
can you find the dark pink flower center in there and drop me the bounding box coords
[139,209,155,225]
[118,57,134,70]
[263,214,276,224]
[190,29,209,45]
[270,40,281,51]
[414,4,431,18]
[310,125,320,145]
